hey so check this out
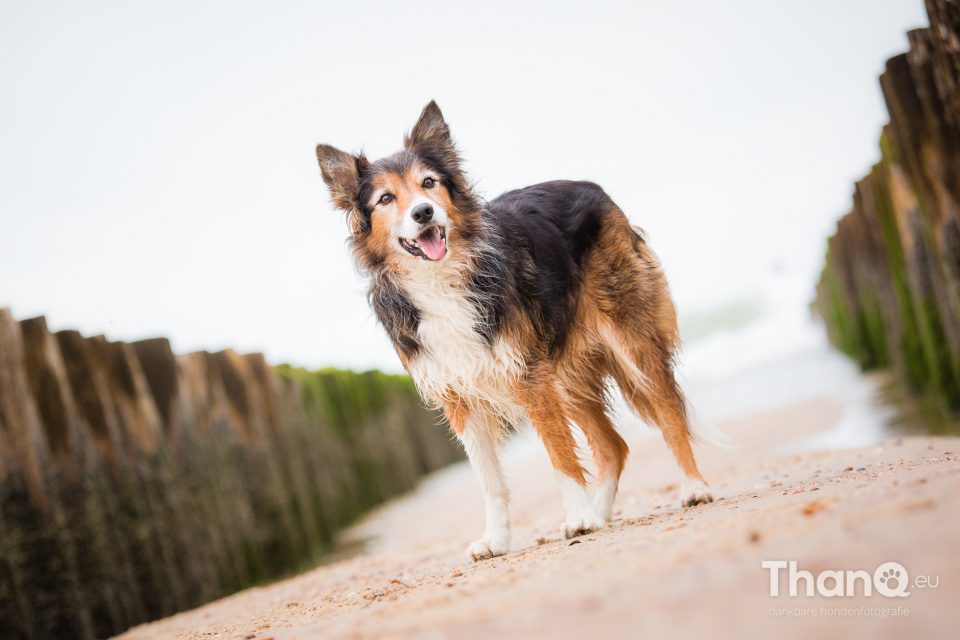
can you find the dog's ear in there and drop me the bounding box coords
[405,100,452,148]
[316,143,367,212]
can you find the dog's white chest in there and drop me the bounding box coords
[403,271,524,418]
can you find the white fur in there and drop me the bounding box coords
[458,414,510,561]
[402,254,524,561]
[556,472,606,539]
[397,195,450,241]
[594,475,618,522]
[404,258,525,425]
[679,476,714,508]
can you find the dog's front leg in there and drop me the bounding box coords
[457,413,510,561]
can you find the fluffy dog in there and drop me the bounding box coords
[316,101,711,561]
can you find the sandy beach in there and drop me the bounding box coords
[116,346,960,639]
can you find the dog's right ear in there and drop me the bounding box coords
[316,144,367,212]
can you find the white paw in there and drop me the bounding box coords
[467,537,509,561]
[555,473,607,538]
[562,511,606,539]
[680,478,714,508]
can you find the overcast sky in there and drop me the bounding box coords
[0,1,927,371]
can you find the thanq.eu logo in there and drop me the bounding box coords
[761,560,939,598]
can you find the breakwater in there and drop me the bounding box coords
[816,0,960,419]
[0,309,461,638]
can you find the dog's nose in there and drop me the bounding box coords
[411,203,434,224]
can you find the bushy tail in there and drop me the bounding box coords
[685,403,741,449]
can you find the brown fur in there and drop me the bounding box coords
[493,206,703,489]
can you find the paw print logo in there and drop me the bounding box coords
[880,569,901,590]
[874,561,911,597]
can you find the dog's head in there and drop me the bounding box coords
[317,101,481,271]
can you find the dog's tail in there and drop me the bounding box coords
[601,323,739,449]
[685,403,741,449]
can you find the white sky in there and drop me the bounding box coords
[0,1,927,372]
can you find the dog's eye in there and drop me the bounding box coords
[378,193,394,206]
[422,177,436,189]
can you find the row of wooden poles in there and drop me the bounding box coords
[815,0,960,419]
[0,308,462,639]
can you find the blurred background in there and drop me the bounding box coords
[4,1,960,639]
[0,0,926,372]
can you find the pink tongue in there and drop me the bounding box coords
[419,230,447,260]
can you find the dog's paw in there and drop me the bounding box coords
[467,538,509,562]
[562,512,606,539]
[680,478,714,508]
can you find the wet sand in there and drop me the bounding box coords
[117,349,960,639]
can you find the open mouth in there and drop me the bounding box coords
[399,225,447,261]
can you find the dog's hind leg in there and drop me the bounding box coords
[519,369,605,538]
[568,397,628,522]
[645,369,713,508]
[590,216,713,507]
[603,325,713,508]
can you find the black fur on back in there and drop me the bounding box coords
[478,180,613,353]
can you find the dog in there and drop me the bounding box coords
[316,101,712,561]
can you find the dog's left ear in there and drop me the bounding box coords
[405,100,452,148]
